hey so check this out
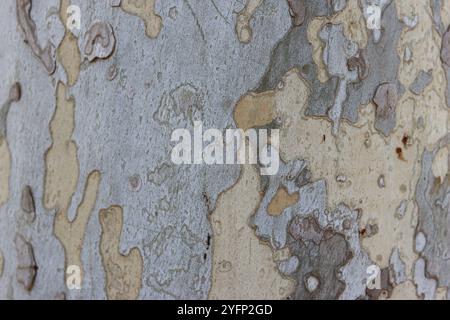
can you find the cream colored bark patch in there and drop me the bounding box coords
[332,0,367,48]
[44,82,79,214]
[99,205,143,300]
[0,138,10,207]
[58,0,81,86]
[308,18,329,83]
[436,287,449,300]
[54,170,101,283]
[44,82,101,286]
[235,0,263,44]
[121,0,162,39]
[209,165,294,299]
[234,90,275,130]
[389,281,420,300]
[431,146,449,183]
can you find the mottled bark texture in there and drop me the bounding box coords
[0,0,450,300]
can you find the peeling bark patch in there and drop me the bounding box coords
[233,91,275,131]
[14,234,37,291]
[242,64,422,279]
[0,83,22,140]
[44,82,101,286]
[21,185,36,222]
[57,31,80,85]
[415,135,450,289]
[237,68,382,295]
[347,51,368,80]
[415,231,426,254]
[319,23,358,135]
[258,0,403,132]
[83,22,116,62]
[414,258,437,300]
[257,0,336,112]
[402,14,418,30]
[250,159,373,299]
[234,82,381,295]
[54,171,101,286]
[16,0,56,74]
[430,0,445,35]
[99,206,143,300]
[8,83,22,103]
[409,70,433,95]
[252,159,326,249]
[344,1,403,123]
[235,0,263,43]
[120,0,162,39]
[389,248,406,285]
[373,83,398,137]
[239,68,405,299]
[404,46,412,62]
[209,165,294,299]
[287,216,351,300]
[44,82,79,214]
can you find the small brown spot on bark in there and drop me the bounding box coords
[396,147,405,161]
[402,134,409,148]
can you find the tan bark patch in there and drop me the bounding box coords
[233,90,275,131]
[0,138,10,207]
[121,0,162,39]
[45,82,101,286]
[209,165,294,299]
[44,82,79,213]
[99,205,143,300]
[267,186,299,216]
[54,170,101,283]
